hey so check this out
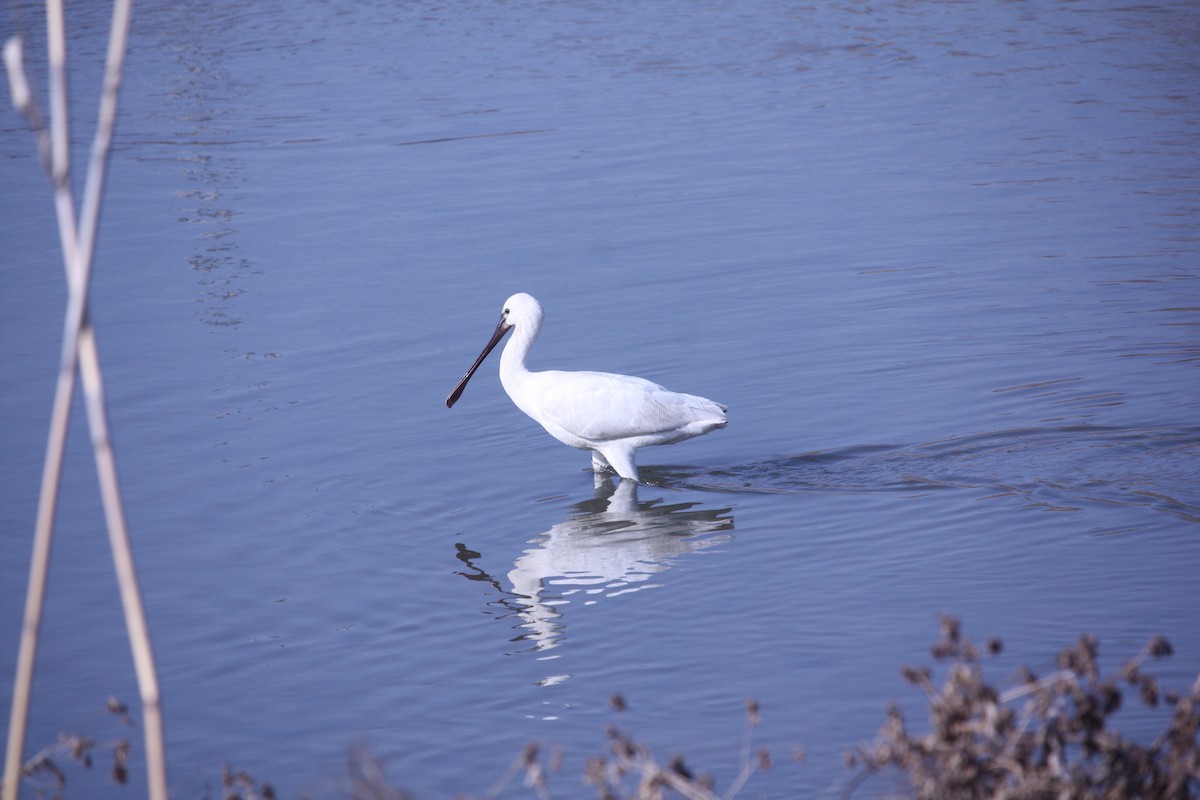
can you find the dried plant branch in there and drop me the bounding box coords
[846,619,1200,799]
[3,37,51,170]
[582,716,756,800]
[1,2,167,800]
[998,668,1075,704]
[721,699,767,800]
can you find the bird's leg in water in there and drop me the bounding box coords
[591,451,611,473]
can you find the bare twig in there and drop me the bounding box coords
[998,668,1074,704]
[722,699,765,800]
[1,2,167,799]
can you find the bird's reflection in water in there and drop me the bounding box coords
[455,478,733,659]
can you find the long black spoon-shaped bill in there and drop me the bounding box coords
[446,316,512,408]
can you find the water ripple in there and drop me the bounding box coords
[657,425,1200,525]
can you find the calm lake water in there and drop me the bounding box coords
[2,1,1198,797]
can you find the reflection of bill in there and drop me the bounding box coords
[504,479,734,656]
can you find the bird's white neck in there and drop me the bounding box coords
[499,320,537,393]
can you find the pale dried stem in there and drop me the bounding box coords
[1,1,166,799]
[998,669,1075,705]
[722,707,762,800]
[721,760,760,800]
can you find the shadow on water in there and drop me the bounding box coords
[654,424,1200,528]
[454,479,733,668]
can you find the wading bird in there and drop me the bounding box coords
[446,293,727,483]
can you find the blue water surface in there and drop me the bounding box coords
[2,1,1198,798]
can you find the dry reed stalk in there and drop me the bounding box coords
[1,2,168,799]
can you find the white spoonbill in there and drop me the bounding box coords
[446,293,727,482]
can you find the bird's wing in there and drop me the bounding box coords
[530,370,722,443]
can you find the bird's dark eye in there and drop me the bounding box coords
[503,308,510,315]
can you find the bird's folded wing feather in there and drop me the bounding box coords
[531,370,721,442]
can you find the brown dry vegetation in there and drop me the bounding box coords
[19,618,1199,800]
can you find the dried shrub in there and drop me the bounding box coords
[845,615,1200,799]
[572,693,781,800]
[18,696,135,800]
[20,623,1197,800]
